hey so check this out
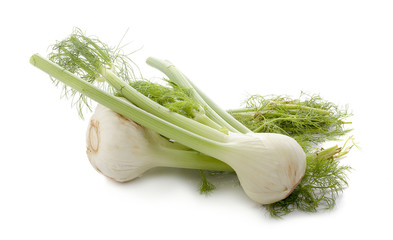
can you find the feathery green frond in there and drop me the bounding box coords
[48,28,140,118]
[199,170,217,195]
[130,79,204,119]
[229,93,352,150]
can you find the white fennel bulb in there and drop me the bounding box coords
[215,133,306,204]
[86,104,231,182]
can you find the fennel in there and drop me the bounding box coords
[30,28,354,216]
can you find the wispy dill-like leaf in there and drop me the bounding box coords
[130,79,204,118]
[47,27,141,118]
[229,93,352,150]
[199,170,216,195]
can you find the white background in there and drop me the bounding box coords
[1,0,392,239]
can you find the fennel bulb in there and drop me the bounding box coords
[87,104,232,182]
[215,132,306,204]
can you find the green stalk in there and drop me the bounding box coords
[30,54,224,156]
[252,117,311,133]
[194,113,229,134]
[146,57,250,133]
[156,148,233,171]
[315,145,342,160]
[227,108,256,114]
[274,104,331,115]
[228,105,331,115]
[98,66,227,143]
[184,74,252,134]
